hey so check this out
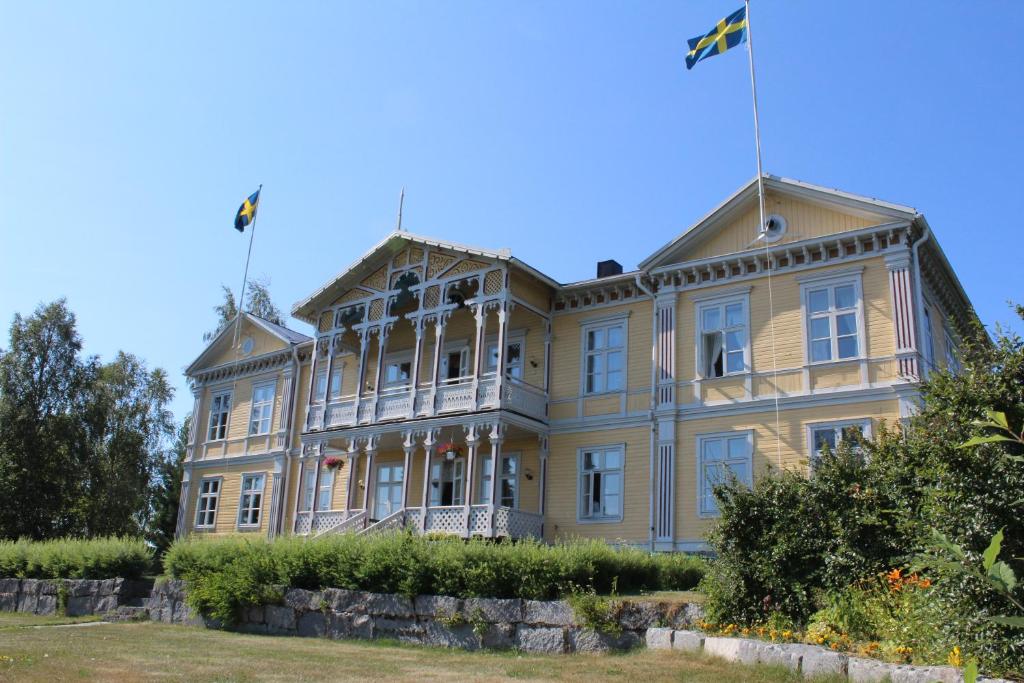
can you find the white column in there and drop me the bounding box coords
[655,292,677,408]
[267,456,285,538]
[304,339,323,431]
[471,304,485,409]
[186,387,201,461]
[345,439,359,512]
[369,325,390,422]
[352,330,370,422]
[654,420,676,548]
[430,314,448,414]
[291,456,306,534]
[277,367,295,449]
[486,424,503,536]
[362,436,379,515]
[462,424,480,537]
[494,304,508,405]
[886,252,919,380]
[408,319,425,418]
[401,431,415,508]
[537,435,549,517]
[310,444,323,516]
[420,429,437,532]
[174,468,192,539]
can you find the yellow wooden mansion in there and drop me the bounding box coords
[174,176,973,551]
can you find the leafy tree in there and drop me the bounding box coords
[148,416,189,560]
[0,300,93,539]
[204,277,283,341]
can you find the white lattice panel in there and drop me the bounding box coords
[361,509,406,536]
[295,513,313,535]
[405,508,423,528]
[506,509,544,539]
[469,506,490,534]
[311,510,348,534]
[425,506,464,534]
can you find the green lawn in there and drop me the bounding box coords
[0,613,831,682]
[0,613,101,629]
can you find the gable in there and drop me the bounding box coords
[188,316,292,375]
[640,176,917,270]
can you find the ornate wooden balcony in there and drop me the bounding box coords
[295,505,544,540]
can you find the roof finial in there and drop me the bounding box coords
[396,186,406,232]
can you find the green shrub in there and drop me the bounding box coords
[0,536,152,579]
[165,533,705,625]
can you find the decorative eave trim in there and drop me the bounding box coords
[191,348,295,386]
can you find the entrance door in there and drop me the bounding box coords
[374,464,404,519]
[429,458,465,506]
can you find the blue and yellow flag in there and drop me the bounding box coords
[234,189,260,232]
[686,6,747,70]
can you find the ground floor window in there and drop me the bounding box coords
[808,419,871,467]
[698,432,752,516]
[237,473,266,528]
[374,464,404,519]
[430,458,465,506]
[578,446,623,522]
[480,453,519,507]
[195,477,221,528]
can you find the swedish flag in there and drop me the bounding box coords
[686,6,747,70]
[234,189,260,232]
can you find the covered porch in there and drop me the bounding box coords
[294,413,548,540]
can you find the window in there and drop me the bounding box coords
[480,453,519,507]
[944,329,960,373]
[194,478,221,528]
[922,307,935,370]
[699,299,747,377]
[329,367,343,398]
[237,473,265,527]
[805,280,861,362]
[430,458,465,506]
[318,468,334,510]
[808,420,871,466]
[441,346,468,383]
[384,355,413,387]
[207,392,231,441]
[486,339,524,379]
[584,323,625,394]
[578,446,623,521]
[699,433,752,516]
[301,467,316,511]
[314,371,328,402]
[249,383,274,435]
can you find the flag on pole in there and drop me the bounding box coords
[685,6,747,70]
[234,189,261,232]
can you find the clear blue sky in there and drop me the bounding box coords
[2,1,1022,423]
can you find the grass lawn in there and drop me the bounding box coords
[0,613,101,629]
[0,614,838,682]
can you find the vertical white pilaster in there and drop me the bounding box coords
[655,419,676,548]
[401,431,415,508]
[886,252,919,380]
[173,468,192,540]
[362,436,379,515]
[462,424,480,537]
[420,429,437,531]
[408,319,424,418]
[655,292,677,408]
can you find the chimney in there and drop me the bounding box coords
[596,259,623,279]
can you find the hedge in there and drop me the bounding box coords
[0,536,152,579]
[165,533,706,624]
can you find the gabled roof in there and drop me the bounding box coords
[185,312,311,376]
[638,174,919,271]
[291,230,559,324]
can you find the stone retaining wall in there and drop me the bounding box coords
[0,578,153,617]
[646,628,1011,683]
[147,580,703,654]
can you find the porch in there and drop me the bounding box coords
[294,414,549,541]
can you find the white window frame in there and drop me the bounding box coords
[248,381,275,436]
[580,314,628,396]
[697,431,753,518]
[479,452,520,508]
[430,457,466,506]
[943,328,960,373]
[317,467,334,511]
[194,476,222,529]
[237,472,266,529]
[301,466,317,512]
[440,340,469,384]
[799,271,866,366]
[922,305,936,371]
[329,365,343,399]
[383,351,415,389]
[314,370,328,402]
[207,391,232,442]
[577,444,625,523]
[805,419,872,468]
[485,332,526,380]
[695,292,750,379]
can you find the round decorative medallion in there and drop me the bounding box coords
[762,213,787,243]
[241,336,255,356]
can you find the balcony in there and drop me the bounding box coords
[295,505,544,540]
[306,375,547,432]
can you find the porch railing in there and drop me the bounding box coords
[308,505,543,540]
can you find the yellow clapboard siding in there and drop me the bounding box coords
[185,464,275,537]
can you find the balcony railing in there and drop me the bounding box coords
[299,505,543,540]
[306,376,547,432]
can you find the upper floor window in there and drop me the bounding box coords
[583,323,625,394]
[329,367,343,398]
[486,338,524,379]
[922,307,936,370]
[237,473,266,528]
[384,354,414,388]
[194,477,221,528]
[944,329,961,373]
[578,446,623,522]
[804,277,862,363]
[699,297,748,378]
[698,432,752,516]
[207,392,231,441]
[249,383,275,435]
[808,420,871,466]
[315,371,328,402]
[441,347,468,383]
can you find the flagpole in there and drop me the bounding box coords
[232,184,263,353]
[744,0,783,470]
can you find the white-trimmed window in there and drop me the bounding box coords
[804,278,862,363]
[301,467,317,511]
[944,329,960,373]
[314,370,328,402]
[583,323,625,394]
[698,432,753,516]
[237,473,266,528]
[318,468,334,510]
[698,297,748,378]
[922,307,936,370]
[249,382,275,435]
[207,392,232,441]
[384,353,414,388]
[441,346,468,383]
[808,419,871,466]
[480,453,519,507]
[486,338,524,379]
[194,477,222,528]
[329,367,343,398]
[578,445,624,522]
